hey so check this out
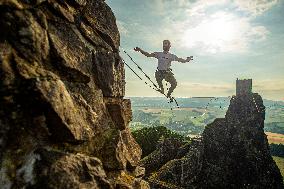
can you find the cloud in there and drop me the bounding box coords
[195,12,268,53]
[233,0,279,16]
[142,11,269,54]
[117,0,278,54]
[152,0,192,15]
[107,0,283,101]
[174,82,235,97]
[174,79,284,100]
[251,79,284,100]
[117,20,129,35]
[153,0,279,16]
[141,0,276,54]
[125,80,235,98]
[125,79,284,100]
[186,0,228,16]
[254,79,284,92]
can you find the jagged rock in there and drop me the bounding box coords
[0,9,49,62]
[133,166,145,178]
[81,0,120,50]
[106,98,132,130]
[143,93,283,188]
[148,139,203,188]
[0,0,23,9]
[34,148,112,189]
[92,50,125,97]
[120,128,142,168]
[0,0,148,188]
[48,1,76,23]
[98,128,141,171]
[198,93,282,188]
[79,21,113,51]
[70,0,87,7]
[140,138,184,178]
[108,170,150,189]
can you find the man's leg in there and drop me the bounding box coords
[155,70,164,94]
[165,72,177,98]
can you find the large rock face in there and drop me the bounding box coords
[142,93,283,188]
[0,0,148,188]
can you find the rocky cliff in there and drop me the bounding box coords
[142,93,283,188]
[0,0,148,188]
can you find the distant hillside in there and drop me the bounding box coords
[129,97,284,137]
[129,97,284,108]
[129,96,231,109]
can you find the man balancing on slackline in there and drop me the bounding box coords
[134,39,193,100]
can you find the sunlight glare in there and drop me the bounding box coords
[183,12,239,53]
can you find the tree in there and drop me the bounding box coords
[270,143,284,157]
[132,126,185,158]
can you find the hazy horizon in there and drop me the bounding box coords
[126,96,284,102]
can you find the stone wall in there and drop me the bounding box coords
[236,79,252,96]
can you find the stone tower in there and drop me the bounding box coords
[236,78,252,96]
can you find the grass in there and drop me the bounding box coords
[273,156,284,180]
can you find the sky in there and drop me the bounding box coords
[105,0,284,100]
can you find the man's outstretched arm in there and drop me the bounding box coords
[176,56,193,63]
[134,47,155,58]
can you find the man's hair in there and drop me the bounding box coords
[163,40,171,45]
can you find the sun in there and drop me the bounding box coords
[182,12,239,53]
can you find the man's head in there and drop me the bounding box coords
[163,40,171,52]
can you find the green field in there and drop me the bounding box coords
[273,156,284,180]
[130,97,284,136]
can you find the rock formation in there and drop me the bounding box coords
[142,92,283,188]
[0,0,148,188]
